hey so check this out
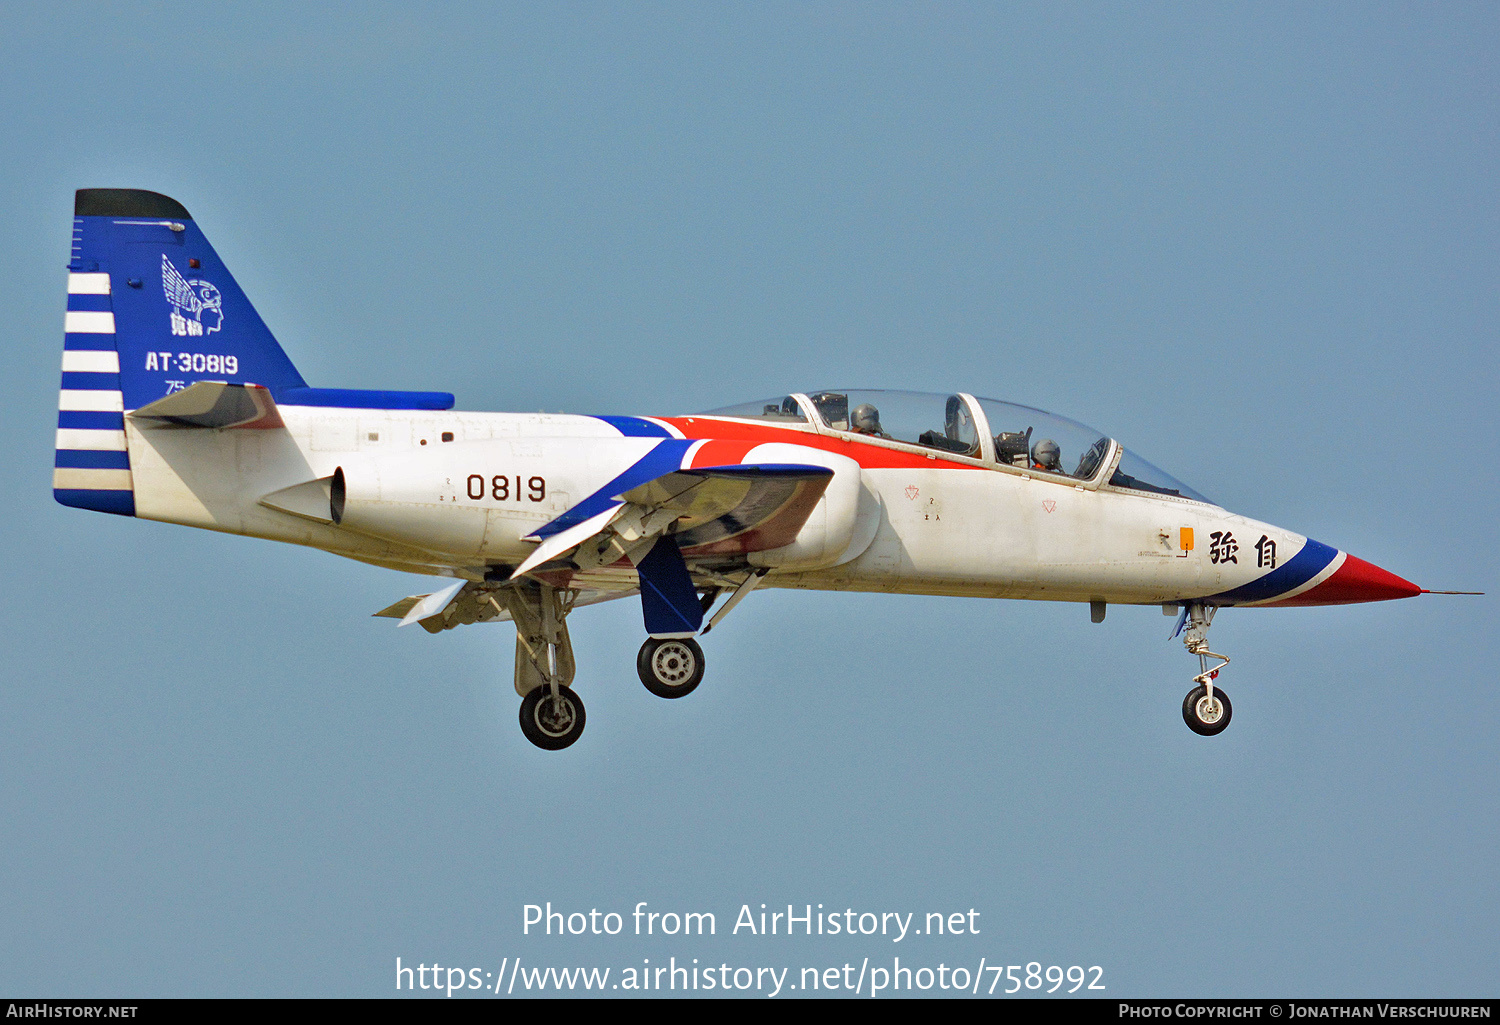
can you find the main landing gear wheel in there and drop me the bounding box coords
[519,685,586,750]
[637,637,705,699]
[1182,683,1232,737]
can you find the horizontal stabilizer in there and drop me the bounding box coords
[373,581,472,634]
[374,595,423,619]
[130,381,284,429]
[374,584,636,633]
[397,580,466,627]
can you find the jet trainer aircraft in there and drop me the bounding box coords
[56,189,1441,749]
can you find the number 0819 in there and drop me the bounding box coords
[466,474,545,503]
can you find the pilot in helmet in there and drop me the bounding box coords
[1031,438,1062,472]
[850,403,885,437]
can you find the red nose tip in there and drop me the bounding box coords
[1283,553,1422,606]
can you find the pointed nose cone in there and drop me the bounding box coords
[1282,551,1422,606]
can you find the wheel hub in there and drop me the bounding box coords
[536,696,576,735]
[1195,695,1223,725]
[652,643,696,685]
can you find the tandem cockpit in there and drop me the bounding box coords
[701,389,1214,505]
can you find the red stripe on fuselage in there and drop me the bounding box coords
[687,439,758,469]
[661,417,983,471]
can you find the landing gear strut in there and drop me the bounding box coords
[1178,602,1233,736]
[503,582,587,750]
[637,636,705,698]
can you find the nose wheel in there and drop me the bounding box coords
[1182,682,1232,736]
[638,637,705,698]
[1175,602,1234,737]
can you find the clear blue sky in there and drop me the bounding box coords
[2,2,1495,997]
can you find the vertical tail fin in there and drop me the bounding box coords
[55,189,308,515]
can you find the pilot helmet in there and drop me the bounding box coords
[1032,438,1061,469]
[851,403,881,433]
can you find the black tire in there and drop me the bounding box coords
[637,637,705,699]
[519,685,586,750]
[1182,683,1232,736]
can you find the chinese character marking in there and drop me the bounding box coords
[1209,530,1239,565]
[1255,534,1277,569]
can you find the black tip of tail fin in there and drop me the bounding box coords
[75,189,192,220]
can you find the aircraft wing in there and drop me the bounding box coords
[372,463,833,637]
[514,463,833,578]
[514,463,834,637]
[624,465,834,556]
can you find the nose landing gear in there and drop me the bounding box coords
[1178,603,1233,736]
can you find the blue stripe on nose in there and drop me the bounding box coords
[1207,539,1339,604]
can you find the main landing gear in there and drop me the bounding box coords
[500,582,717,749]
[507,581,587,750]
[1178,602,1233,737]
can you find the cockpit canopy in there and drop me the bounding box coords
[701,389,1213,504]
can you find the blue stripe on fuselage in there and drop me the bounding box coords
[1206,538,1339,604]
[593,415,672,438]
[530,439,695,539]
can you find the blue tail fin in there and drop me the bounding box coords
[56,189,309,515]
[56,189,458,515]
[71,189,308,409]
